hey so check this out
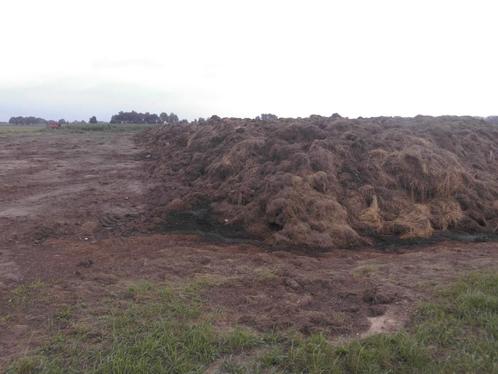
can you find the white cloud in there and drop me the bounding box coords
[0,0,497,121]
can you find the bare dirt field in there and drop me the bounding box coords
[0,128,497,371]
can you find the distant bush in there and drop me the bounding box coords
[256,113,278,121]
[89,116,98,124]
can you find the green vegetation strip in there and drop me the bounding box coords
[8,272,498,373]
[0,123,154,135]
[56,123,156,133]
[0,125,46,135]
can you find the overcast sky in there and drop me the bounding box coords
[1,0,497,122]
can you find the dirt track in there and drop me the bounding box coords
[1,130,497,370]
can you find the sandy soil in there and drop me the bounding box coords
[0,130,497,370]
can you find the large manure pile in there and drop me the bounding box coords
[141,115,498,249]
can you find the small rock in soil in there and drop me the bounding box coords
[77,259,94,268]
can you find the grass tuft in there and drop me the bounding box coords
[9,280,46,306]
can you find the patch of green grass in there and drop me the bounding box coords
[263,332,429,373]
[221,327,261,353]
[183,274,231,297]
[7,280,261,374]
[0,123,155,136]
[258,271,498,373]
[8,272,498,373]
[8,356,46,374]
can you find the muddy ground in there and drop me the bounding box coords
[0,129,497,370]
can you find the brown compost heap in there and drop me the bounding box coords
[141,115,498,249]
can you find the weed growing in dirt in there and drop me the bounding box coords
[352,264,382,278]
[53,305,73,322]
[254,267,279,282]
[8,280,46,306]
[0,313,12,326]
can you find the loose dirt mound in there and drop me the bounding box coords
[140,115,498,249]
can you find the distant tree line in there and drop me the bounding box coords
[110,111,180,124]
[256,113,278,121]
[8,116,82,125]
[9,116,49,125]
[7,112,288,126]
[8,112,183,126]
